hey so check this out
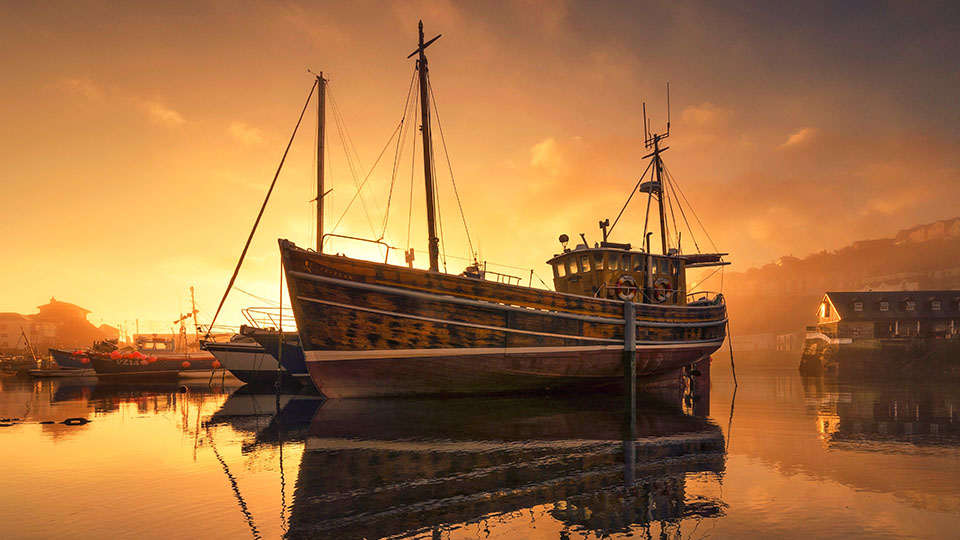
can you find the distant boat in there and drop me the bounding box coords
[202,333,299,387]
[88,351,218,380]
[280,23,729,398]
[49,348,93,371]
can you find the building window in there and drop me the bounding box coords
[880,301,889,312]
[820,302,830,318]
[906,300,916,311]
[854,301,863,312]
[933,300,942,311]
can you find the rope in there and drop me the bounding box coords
[607,159,655,237]
[380,66,420,239]
[406,84,419,251]
[663,165,702,254]
[429,78,475,259]
[662,161,680,252]
[327,121,402,242]
[327,86,382,240]
[662,162,719,253]
[205,79,317,339]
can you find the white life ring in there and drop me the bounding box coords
[615,275,638,301]
[652,277,672,303]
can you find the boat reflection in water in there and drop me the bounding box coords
[288,394,726,539]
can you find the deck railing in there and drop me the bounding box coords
[241,307,298,332]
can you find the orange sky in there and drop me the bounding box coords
[2,1,959,329]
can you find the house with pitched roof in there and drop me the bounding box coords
[814,290,960,343]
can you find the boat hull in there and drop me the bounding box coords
[281,241,727,398]
[89,352,217,380]
[241,328,311,384]
[50,348,90,370]
[204,340,298,387]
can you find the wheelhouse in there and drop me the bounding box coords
[547,246,687,305]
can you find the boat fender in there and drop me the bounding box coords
[61,417,89,426]
[652,277,671,303]
[615,275,638,301]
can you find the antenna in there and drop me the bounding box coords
[666,82,671,136]
[642,82,672,149]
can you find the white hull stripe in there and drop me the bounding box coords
[298,296,622,344]
[304,341,723,362]
[287,271,725,328]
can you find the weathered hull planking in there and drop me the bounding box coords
[282,241,727,398]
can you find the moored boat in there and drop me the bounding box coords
[88,350,218,381]
[202,333,299,387]
[240,325,310,385]
[280,23,729,398]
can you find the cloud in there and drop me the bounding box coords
[529,136,566,175]
[228,121,265,145]
[136,98,185,128]
[57,77,101,101]
[778,127,817,149]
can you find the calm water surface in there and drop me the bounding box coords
[2,354,959,539]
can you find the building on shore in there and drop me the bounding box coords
[813,291,960,343]
[0,297,116,354]
[800,290,960,376]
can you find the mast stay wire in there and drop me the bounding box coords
[326,121,403,244]
[663,163,702,254]
[606,158,655,238]
[205,79,317,339]
[327,86,384,243]
[406,86,419,251]
[662,162,719,253]
[428,78,475,261]
[663,163,680,253]
[380,66,420,240]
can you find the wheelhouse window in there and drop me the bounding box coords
[568,259,578,274]
[593,253,604,271]
[555,262,566,278]
[659,259,669,275]
[580,256,591,272]
[632,254,644,271]
[622,254,631,271]
[880,300,889,312]
[607,253,619,270]
[854,301,863,312]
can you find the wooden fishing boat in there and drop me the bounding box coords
[278,23,728,398]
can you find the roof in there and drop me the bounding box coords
[36,296,91,314]
[0,312,30,321]
[825,290,960,321]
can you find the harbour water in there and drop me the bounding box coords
[2,352,960,539]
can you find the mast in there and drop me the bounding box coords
[190,286,199,346]
[653,135,668,254]
[409,21,441,272]
[316,73,326,252]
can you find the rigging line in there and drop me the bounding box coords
[663,165,702,254]
[328,90,381,239]
[428,78,475,259]
[205,79,317,339]
[406,85,419,250]
[381,66,420,239]
[327,121,403,242]
[330,87,379,217]
[233,286,281,307]
[432,138,448,271]
[662,162,718,253]
[607,158,655,237]
[663,167,680,252]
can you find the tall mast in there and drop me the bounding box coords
[409,21,441,272]
[190,286,199,346]
[653,135,668,254]
[316,73,326,252]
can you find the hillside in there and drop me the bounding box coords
[722,217,960,335]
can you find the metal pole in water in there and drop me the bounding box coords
[623,300,637,487]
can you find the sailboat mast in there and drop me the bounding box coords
[316,72,326,253]
[416,21,440,272]
[653,135,668,254]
